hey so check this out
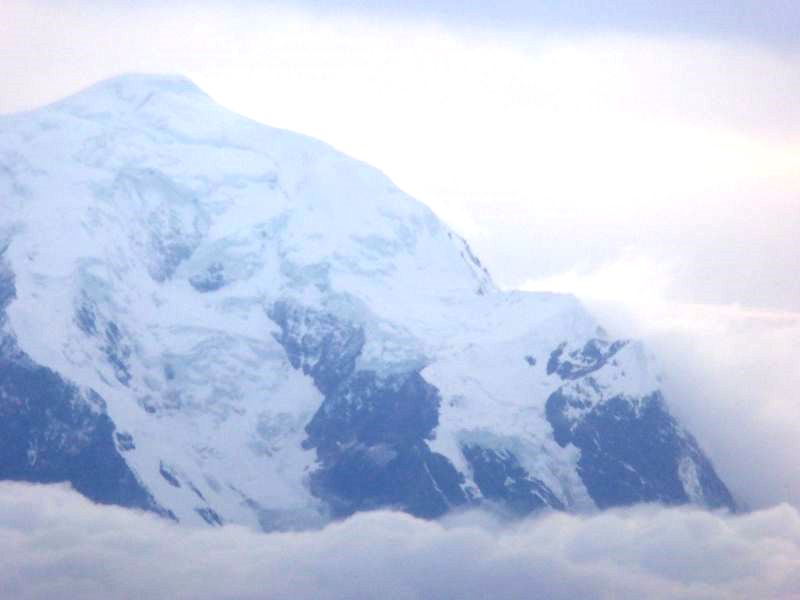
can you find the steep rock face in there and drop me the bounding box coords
[0,253,161,512]
[0,74,734,528]
[543,338,734,510]
[547,390,733,509]
[271,300,467,518]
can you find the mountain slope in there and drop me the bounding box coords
[0,74,734,528]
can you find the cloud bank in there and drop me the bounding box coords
[2,482,799,599]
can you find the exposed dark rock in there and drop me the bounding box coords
[269,300,365,395]
[195,507,223,526]
[462,445,563,515]
[0,257,163,514]
[189,262,226,292]
[103,320,132,386]
[546,388,734,510]
[75,297,98,336]
[0,338,161,511]
[271,301,467,519]
[547,339,628,380]
[115,431,136,451]
[159,462,181,488]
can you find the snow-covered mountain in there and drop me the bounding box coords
[0,74,733,529]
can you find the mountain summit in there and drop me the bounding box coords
[0,74,733,529]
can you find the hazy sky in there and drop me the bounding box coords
[2,0,798,310]
[289,0,800,43]
[2,3,800,595]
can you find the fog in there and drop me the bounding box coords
[1,482,799,599]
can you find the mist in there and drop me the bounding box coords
[2,482,799,600]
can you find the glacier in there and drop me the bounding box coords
[0,74,734,529]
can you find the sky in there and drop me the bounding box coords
[1,1,799,597]
[1,0,798,312]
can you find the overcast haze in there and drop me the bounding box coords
[2,0,798,311]
[2,1,799,597]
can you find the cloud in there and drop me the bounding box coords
[642,307,800,512]
[1,481,799,599]
[520,255,679,305]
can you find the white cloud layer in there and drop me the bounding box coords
[1,482,799,599]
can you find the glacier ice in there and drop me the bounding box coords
[0,74,735,528]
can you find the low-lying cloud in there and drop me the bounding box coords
[2,482,799,599]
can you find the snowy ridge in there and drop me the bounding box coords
[0,75,734,527]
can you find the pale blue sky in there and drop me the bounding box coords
[282,0,800,48]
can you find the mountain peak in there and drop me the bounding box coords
[43,73,210,118]
[89,72,205,96]
[0,75,734,529]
